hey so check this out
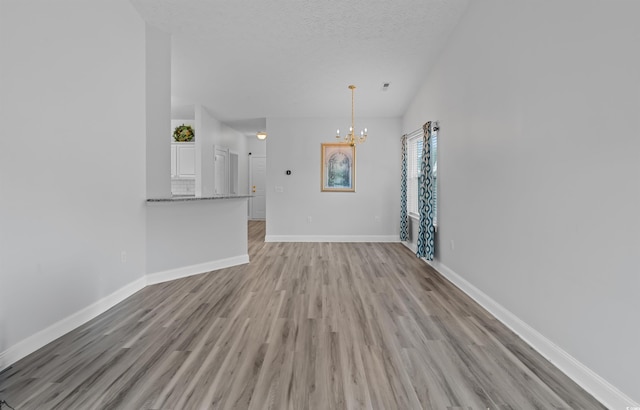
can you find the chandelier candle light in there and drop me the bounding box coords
[335,85,367,146]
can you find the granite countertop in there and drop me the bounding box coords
[147,194,252,203]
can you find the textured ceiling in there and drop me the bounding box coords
[130,0,469,135]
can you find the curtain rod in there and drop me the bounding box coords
[404,128,422,139]
[402,121,439,139]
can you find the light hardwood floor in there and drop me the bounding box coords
[0,221,604,409]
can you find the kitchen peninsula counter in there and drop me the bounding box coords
[147,194,252,203]
[145,194,250,280]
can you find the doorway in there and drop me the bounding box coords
[249,155,266,219]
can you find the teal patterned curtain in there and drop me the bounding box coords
[400,135,408,241]
[416,122,435,260]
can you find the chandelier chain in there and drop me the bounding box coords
[351,85,355,134]
[335,84,367,146]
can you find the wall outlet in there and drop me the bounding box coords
[374,215,381,222]
[450,240,455,251]
[121,251,127,263]
[307,216,312,223]
[275,186,284,193]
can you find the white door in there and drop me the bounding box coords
[214,146,229,194]
[229,152,239,195]
[250,156,266,219]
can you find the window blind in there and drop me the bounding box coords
[407,132,422,216]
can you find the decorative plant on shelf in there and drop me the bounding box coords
[173,124,195,142]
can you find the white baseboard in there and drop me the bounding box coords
[401,240,417,253]
[146,254,250,285]
[420,255,638,409]
[265,235,400,243]
[0,276,146,370]
[1,255,250,371]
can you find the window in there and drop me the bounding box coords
[407,135,422,216]
[406,128,438,226]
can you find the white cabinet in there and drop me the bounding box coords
[170,145,177,177]
[171,142,195,178]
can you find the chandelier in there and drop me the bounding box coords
[335,85,367,146]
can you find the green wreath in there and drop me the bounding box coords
[173,124,195,142]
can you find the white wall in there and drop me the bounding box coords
[195,105,218,196]
[403,0,640,404]
[146,24,171,199]
[266,117,401,240]
[220,124,249,196]
[0,0,146,365]
[192,108,249,196]
[246,135,267,158]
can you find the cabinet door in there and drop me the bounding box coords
[170,145,177,177]
[177,145,195,177]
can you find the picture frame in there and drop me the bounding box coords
[321,143,356,192]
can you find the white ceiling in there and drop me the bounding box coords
[130,0,470,136]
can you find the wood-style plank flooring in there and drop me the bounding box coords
[0,221,604,409]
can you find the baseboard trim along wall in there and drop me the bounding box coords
[265,235,400,243]
[0,276,147,370]
[0,255,249,372]
[146,254,250,286]
[400,242,638,409]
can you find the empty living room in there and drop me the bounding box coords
[1,0,638,409]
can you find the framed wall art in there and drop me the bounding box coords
[321,143,355,192]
